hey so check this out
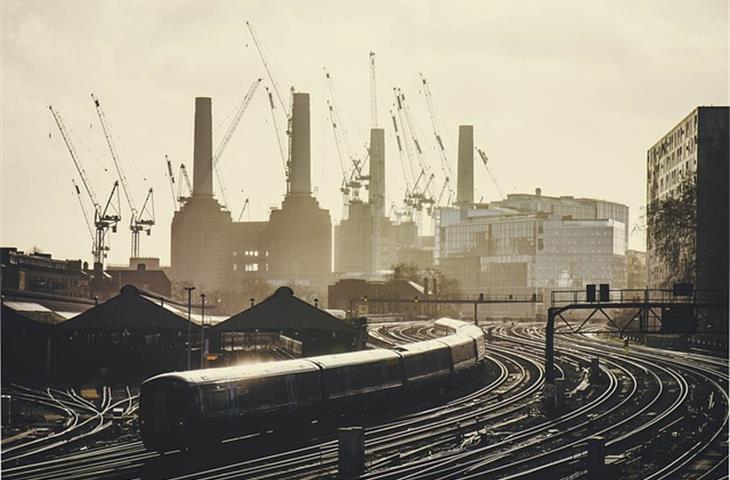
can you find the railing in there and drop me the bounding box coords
[550,288,728,307]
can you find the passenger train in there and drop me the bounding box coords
[139,318,485,453]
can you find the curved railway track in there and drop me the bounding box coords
[3,321,727,480]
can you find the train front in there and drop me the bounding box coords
[139,374,199,453]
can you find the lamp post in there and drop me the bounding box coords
[184,286,196,370]
[199,293,207,369]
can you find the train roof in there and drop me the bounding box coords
[308,348,401,368]
[434,334,474,347]
[455,324,485,339]
[434,317,471,331]
[393,339,450,356]
[143,358,319,386]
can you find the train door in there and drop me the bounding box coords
[150,387,171,433]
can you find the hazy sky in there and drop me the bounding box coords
[2,0,728,266]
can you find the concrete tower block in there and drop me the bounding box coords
[457,125,474,205]
[290,93,311,195]
[369,128,386,217]
[193,97,213,197]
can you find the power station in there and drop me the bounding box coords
[171,94,332,295]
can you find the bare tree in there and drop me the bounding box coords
[646,173,697,286]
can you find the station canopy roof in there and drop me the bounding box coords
[1,290,94,325]
[60,285,194,331]
[213,287,355,334]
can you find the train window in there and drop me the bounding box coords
[248,376,288,411]
[203,386,230,413]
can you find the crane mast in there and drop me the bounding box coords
[49,105,121,266]
[91,93,155,259]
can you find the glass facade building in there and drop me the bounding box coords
[436,191,629,318]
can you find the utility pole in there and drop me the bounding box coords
[199,293,207,369]
[184,286,196,370]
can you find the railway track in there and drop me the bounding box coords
[2,385,138,471]
[4,321,727,479]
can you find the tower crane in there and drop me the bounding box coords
[476,147,506,200]
[394,88,435,213]
[91,93,155,259]
[49,105,121,266]
[419,73,455,204]
[245,21,293,194]
[212,78,262,209]
[324,68,369,213]
[325,99,353,218]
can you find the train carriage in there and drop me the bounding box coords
[309,349,403,400]
[140,359,320,452]
[140,318,486,453]
[395,339,452,383]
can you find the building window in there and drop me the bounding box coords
[233,264,238,272]
[245,263,259,272]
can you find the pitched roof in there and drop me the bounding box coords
[60,285,193,331]
[212,287,354,334]
[1,289,94,325]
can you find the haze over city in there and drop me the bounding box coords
[2,0,727,266]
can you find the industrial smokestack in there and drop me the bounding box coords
[193,97,213,197]
[457,125,474,205]
[369,128,385,217]
[290,93,311,195]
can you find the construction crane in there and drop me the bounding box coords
[245,21,293,193]
[394,88,435,214]
[165,155,177,210]
[324,69,370,215]
[325,99,353,218]
[49,105,121,266]
[476,147,506,200]
[212,78,262,209]
[369,52,378,129]
[390,109,415,221]
[91,93,155,258]
[419,73,455,204]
